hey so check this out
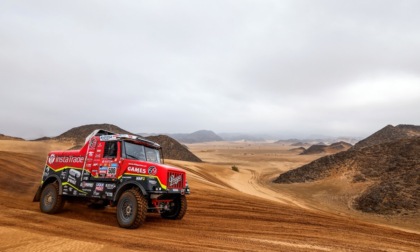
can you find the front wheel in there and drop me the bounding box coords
[116,189,147,229]
[40,182,64,214]
[161,195,187,220]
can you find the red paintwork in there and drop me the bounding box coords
[45,135,186,189]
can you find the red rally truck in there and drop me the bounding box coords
[33,129,190,229]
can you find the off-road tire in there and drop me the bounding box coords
[116,188,147,229]
[40,182,64,214]
[161,195,187,220]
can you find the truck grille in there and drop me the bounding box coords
[167,171,183,189]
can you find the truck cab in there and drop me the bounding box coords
[34,129,189,229]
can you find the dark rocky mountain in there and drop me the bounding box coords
[37,124,201,162]
[170,130,223,143]
[289,147,306,153]
[300,144,327,155]
[274,136,420,215]
[353,124,420,150]
[48,124,132,145]
[0,134,24,141]
[300,141,352,155]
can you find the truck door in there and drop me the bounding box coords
[101,141,120,179]
[83,138,120,180]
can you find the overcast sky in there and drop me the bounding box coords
[1,0,419,139]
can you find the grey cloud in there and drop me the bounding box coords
[1,0,420,139]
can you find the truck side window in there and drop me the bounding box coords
[104,141,117,158]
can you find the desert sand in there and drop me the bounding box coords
[0,140,419,251]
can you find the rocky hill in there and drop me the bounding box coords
[274,135,420,215]
[37,124,201,162]
[0,134,24,141]
[170,130,223,143]
[300,141,352,155]
[289,147,306,154]
[34,124,132,144]
[146,135,202,162]
[353,124,420,150]
[300,144,327,155]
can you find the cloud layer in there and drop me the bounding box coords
[1,0,419,139]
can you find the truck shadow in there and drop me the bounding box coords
[59,203,169,228]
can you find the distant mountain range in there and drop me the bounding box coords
[169,130,223,143]
[275,137,360,145]
[217,133,266,142]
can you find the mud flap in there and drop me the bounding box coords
[33,186,42,202]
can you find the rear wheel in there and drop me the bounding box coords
[161,195,187,220]
[116,189,147,229]
[40,182,64,214]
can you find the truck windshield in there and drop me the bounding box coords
[123,141,161,163]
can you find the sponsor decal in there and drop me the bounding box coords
[95,154,101,158]
[86,164,92,168]
[128,166,146,174]
[99,167,107,174]
[68,176,76,185]
[105,184,116,190]
[89,137,97,148]
[111,163,118,167]
[136,177,145,181]
[172,188,179,192]
[54,156,84,163]
[82,188,92,193]
[169,174,182,186]
[100,135,117,141]
[48,154,55,164]
[105,192,113,197]
[81,181,94,188]
[95,183,104,192]
[148,180,157,185]
[60,171,67,179]
[73,190,77,196]
[88,151,94,157]
[107,167,117,178]
[69,169,81,178]
[93,191,100,196]
[148,166,157,175]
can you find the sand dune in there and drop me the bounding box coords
[0,140,418,251]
